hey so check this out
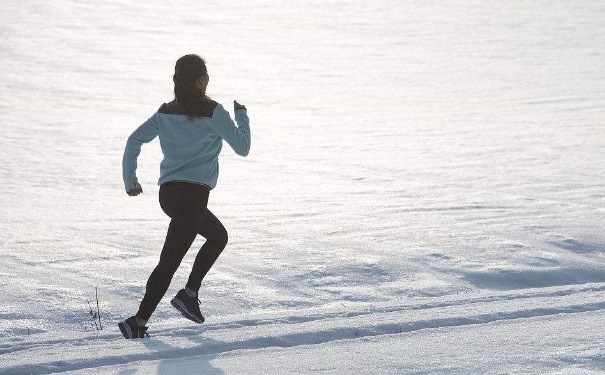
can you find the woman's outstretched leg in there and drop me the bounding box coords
[136,182,209,322]
[136,215,203,321]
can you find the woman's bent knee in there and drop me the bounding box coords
[213,229,228,250]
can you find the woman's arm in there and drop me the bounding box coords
[212,102,251,157]
[122,115,159,194]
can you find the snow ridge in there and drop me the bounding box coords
[3,283,605,374]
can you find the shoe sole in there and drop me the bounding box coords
[171,298,205,324]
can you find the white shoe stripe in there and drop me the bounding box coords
[120,320,133,338]
[171,298,204,323]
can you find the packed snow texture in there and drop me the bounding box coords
[1,0,604,374]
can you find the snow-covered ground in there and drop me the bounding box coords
[1,0,604,374]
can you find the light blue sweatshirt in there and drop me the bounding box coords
[122,103,250,192]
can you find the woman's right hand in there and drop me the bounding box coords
[127,187,143,196]
[234,100,246,110]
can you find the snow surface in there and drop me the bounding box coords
[1,0,605,374]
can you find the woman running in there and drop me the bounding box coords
[118,54,250,339]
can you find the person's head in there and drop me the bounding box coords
[173,54,211,119]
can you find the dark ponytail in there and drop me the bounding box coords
[172,54,213,119]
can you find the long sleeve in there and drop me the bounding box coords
[122,115,159,192]
[212,105,251,157]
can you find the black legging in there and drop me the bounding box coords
[136,181,228,321]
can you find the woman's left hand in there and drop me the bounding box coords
[127,188,143,196]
